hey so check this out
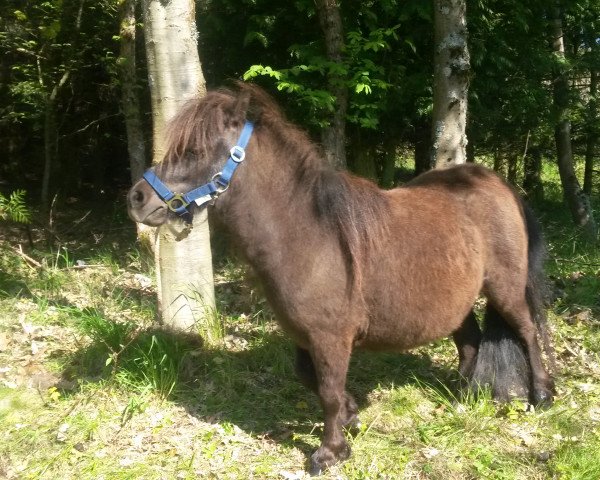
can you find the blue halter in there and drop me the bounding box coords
[142,121,254,216]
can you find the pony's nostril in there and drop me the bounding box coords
[130,189,144,206]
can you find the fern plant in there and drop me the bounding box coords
[0,190,31,224]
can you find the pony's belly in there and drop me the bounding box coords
[357,303,476,352]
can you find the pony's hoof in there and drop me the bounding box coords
[309,443,350,476]
[308,460,323,477]
[532,389,553,409]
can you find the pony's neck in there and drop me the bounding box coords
[213,126,335,269]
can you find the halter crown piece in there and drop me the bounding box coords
[142,121,254,216]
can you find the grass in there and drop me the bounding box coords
[1,169,599,479]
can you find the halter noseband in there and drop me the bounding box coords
[142,121,254,216]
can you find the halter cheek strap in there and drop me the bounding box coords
[142,121,254,216]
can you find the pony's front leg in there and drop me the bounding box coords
[308,340,352,476]
[295,346,359,429]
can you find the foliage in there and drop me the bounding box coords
[0,0,129,199]
[467,0,600,192]
[243,24,399,130]
[236,1,432,137]
[0,0,597,200]
[0,190,31,223]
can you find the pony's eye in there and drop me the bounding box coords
[184,150,197,161]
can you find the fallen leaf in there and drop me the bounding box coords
[20,318,36,336]
[422,446,440,459]
[133,273,152,289]
[56,423,69,442]
[578,383,596,393]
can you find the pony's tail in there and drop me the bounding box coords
[470,201,554,402]
[470,304,531,401]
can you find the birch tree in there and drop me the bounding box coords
[431,0,470,169]
[142,0,215,332]
[552,4,597,239]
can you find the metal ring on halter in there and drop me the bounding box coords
[165,193,190,213]
[212,172,230,194]
[230,146,246,163]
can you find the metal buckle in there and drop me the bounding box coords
[211,173,229,194]
[165,193,190,213]
[230,146,245,163]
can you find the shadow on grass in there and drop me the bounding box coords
[61,322,457,461]
[0,270,29,297]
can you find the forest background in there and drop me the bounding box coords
[1,0,600,479]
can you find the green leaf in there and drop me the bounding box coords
[0,190,31,224]
[14,10,27,21]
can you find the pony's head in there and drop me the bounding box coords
[127,88,252,226]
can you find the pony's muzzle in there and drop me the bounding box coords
[127,181,168,226]
[128,187,146,210]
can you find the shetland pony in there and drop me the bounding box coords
[127,84,554,475]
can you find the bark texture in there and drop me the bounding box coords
[41,70,69,216]
[431,0,470,169]
[583,68,597,196]
[119,0,146,184]
[142,0,215,331]
[552,5,597,239]
[315,0,348,169]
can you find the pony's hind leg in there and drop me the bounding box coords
[295,346,359,429]
[301,340,353,476]
[491,298,554,407]
[452,310,482,380]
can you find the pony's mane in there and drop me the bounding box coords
[313,170,390,291]
[161,83,326,173]
[162,83,389,289]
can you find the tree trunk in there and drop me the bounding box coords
[431,0,470,169]
[41,70,70,217]
[119,0,147,184]
[523,145,544,201]
[40,0,84,218]
[379,138,398,188]
[414,118,432,176]
[507,155,518,185]
[142,0,216,333]
[351,146,378,181]
[492,149,506,177]
[583,68,597,196]
[552,5,597,239]
[315,0,348,169]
